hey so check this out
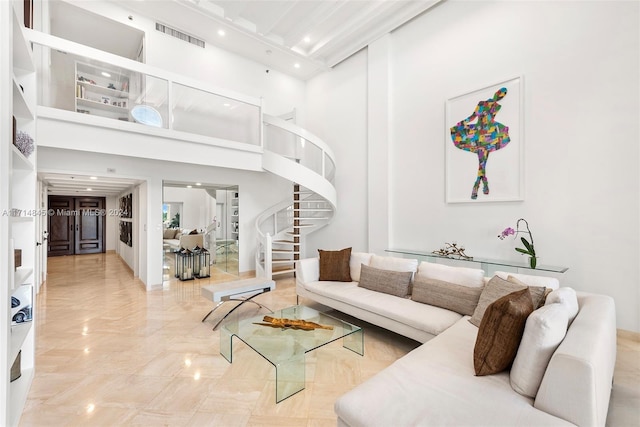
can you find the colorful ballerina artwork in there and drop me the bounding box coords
[450,87,511,200]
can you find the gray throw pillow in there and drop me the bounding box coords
[358,264,413,298]
[469,275,546,327]
[412,276,483,316]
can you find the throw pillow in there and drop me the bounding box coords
[189,229,198,235]
[369,255,418,275]
[411,276,483,316]
[545,287,579,323]
[318,247,352,282]
[416,261,485,288]
[349,252,373,282]
[163,229,177,239]
[510,303,570,397]
[495,270,560,290]
[507,275,550,309]
[474,289,534,376]
[469,275,545,327]
[358,264,413,298]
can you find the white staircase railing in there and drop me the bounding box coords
[256,115,337,279]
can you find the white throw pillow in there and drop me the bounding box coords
[510,303,569,397]
[417,261,485,288]
[545,287,579,323]
[349,252,373,282]
[369,255,418,274]
[495,271,560,290]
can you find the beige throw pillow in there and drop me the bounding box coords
[411,276,483,316]
[474,289,534,376]
[358,264,413,298]
[318,247,352,282]
[469,275,545,327]
[510,303,570,397]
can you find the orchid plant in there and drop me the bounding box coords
[499,218,537,269]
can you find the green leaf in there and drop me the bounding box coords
[521,238,534,253]
[515,248,529,254]
[530,256,537,269]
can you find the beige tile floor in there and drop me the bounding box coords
[19,253,640,426]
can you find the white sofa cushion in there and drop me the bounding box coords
[510,303,569,397]
[495,271,560,290]
[303,280,462,336]
[369,254,418,275]
[335,318,574,427]
[349,252,373,282]
[417,262,485,288]
[544,287,579,323]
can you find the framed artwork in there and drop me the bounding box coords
[445,76,524,203]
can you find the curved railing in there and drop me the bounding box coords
[255,115,337,278]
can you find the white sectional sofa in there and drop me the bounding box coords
[295,252,617,427]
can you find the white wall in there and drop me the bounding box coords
[162,186,215,231]
[305,1,639,332]
[38,146,292,285]
[105,195,117,251]
[304,50,369,255]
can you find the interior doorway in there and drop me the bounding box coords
[47,195,106,256]
[162,181,239,284]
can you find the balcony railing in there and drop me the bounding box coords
[27,30,262,147]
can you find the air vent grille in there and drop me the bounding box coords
[155,23,205,48]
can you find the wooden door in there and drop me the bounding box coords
[75,197,105,254]
[47,196,106,256]
[48,196,75,256]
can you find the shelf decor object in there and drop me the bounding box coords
[445,76,524,203]
[499,218,537,269]
[193,246,211,279]
[14,130,34,157]
[431,242,472,260]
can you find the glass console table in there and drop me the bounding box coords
[220,305,364,403]
[386,248,568,276]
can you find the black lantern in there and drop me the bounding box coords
[195,247,210,278]
[175,249,194,281]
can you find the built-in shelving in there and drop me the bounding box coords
[75,61,131,120]
[3,2,37,425]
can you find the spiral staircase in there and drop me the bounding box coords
[255,115,337,279]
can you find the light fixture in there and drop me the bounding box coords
[195,183,202,186]
[218,29,226,37]
[86,188,92,191]
[101,71,111,78]
[223,103,231,107]
[90,176,97,180]
[294,63,300,69]
[186,185,192,188]
[303,36,311,43]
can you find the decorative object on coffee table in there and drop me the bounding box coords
[432,242,472,260]
[254,315,334,331]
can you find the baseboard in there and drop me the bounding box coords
[617,329,640,342]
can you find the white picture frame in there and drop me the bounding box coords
[445,76,524,203]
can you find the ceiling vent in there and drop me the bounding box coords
[155,22,205,48]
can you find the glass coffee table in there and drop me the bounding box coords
[220,305,364,402]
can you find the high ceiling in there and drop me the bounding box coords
[117,0,442,80]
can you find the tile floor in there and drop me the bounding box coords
[18,253,640,426]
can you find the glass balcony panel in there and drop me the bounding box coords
[36,44,169,127]
[264,124,323,176]
[324,152,336,183]
[171,83,260,145]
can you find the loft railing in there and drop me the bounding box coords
[26,29,262,147]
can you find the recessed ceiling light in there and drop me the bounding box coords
[101,71,111,78]
[187,185,192,188]
[303,36,311,43]
[218,29,226,37]
[223,103,231,107]
[86,188,92,191]
[294,63,300,69]
[195,182,202,186]
[90,176,98,180]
